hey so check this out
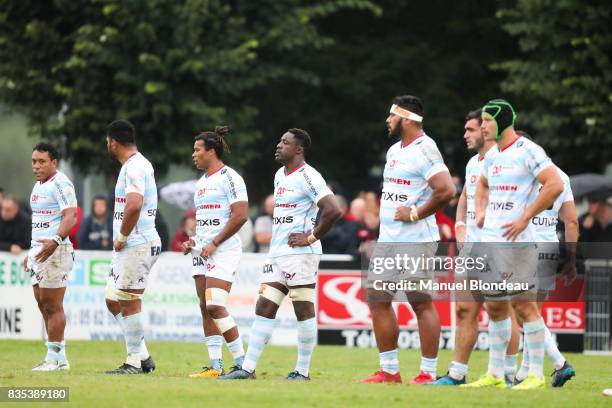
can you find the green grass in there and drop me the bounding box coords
[0,340,610,407]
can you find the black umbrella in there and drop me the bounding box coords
[569,173,612,199]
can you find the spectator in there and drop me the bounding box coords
[254,194,274,253]
[349,196,376,243]
[359,191,381,239]
[77,195,113,250]
[321,195,362,256]
[579,190,612,242]
[435,210,455,242]
[0,195,31,254]
[171,209,196,252]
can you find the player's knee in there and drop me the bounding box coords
[456,303,478,322]
[206,303,227,319]
[257,284,286,316]
[411,300,432,316]
[42,301,62,316]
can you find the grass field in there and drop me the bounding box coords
[0,340,610,407]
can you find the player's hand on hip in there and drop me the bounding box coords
[288,232,310,247]
[113,240,126,252]
[501,215,529,242]
[34,239,58,263]
[181,238,195,255]
[200,242,217,260]
[394,207,411,222]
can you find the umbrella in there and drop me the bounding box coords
[159,179,197,210]
[569,173,612,199]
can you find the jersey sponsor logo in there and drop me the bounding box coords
[538,252,559,261]
[490,185,518,191]
[532,216,557,227]
[470,175,478,184]
[273,216,294,225]
[115,197,126,203]
[33,209,55,215]
[492,165,503,176]
[31,194,43,202]
[196,188,206,197]
[197,218,221,226]
[147,209,157,217]
[302,171,318,197]
[263,264,273,274]
[466,211,475,220]
[275,203,298,208]
[381,191,409,203]
[197,203,222,210]
[276,187,287,196]
[389,159,398,169]
[385,176,411,186]
[114,211,123,220]
[223,169,238,199]
[488,201,514,211]
[31,222,50,229]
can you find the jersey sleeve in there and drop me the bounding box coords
[524,142,553,177]
[222,169,248,205]
[53,179,78,211]
[301,169,333,205]
[417,140,449,180]
[124,162,146,195]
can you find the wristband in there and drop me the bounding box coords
[52,235,63,246]
[118,233,128,243]
[455,221,466,228]
[409,205,419,222]
[307,233,318,245]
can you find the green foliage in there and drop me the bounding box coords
[0,0,379,180]
[495,0,612,173]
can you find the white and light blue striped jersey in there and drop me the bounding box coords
[113,152,160,247]
[193,165,248,251]
[269,163,333,257]
[30,171,77,249]
[530,166,573,242]
[480,136,553,242]
[378,134,449,243]
[464,148,499,243]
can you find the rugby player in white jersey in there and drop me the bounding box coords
[430,109,520,386]
[512,136,578,387]
[462,99,564,390]
[180,126,249,378]
[26,143,78,371]
[219,128,341,381]
[104,120,162,374]
[360,95,455,384]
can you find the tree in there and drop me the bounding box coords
[0,0,380,180]
[495,0,612,173]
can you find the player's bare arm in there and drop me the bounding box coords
[200,201,248,258]
[474,175,489,228]
[288,195,341,247]
[559,199,579,284]
[35,206,77,263]
[394,171,454,222]
[502,166,563,241]
[455,182,468,243]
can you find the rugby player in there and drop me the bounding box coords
[27,143,78,371]
[430,109,520,386]
[104,120,161,374]
[181,126,249,378]
[219,128,341,380]
[462,99,564,390]
[360,95,455,384]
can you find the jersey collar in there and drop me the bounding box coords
[285,162,306,176]
[206,165,225,178]
[499,136,521,152]
[41,171,58,184]
[401,132,425,148]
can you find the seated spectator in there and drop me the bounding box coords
[321,195,362,256]
[254,194,274,253]
[78,195,113,250]
[0,195,31,254]
[579,190,612,242]
[171,209,196,252]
